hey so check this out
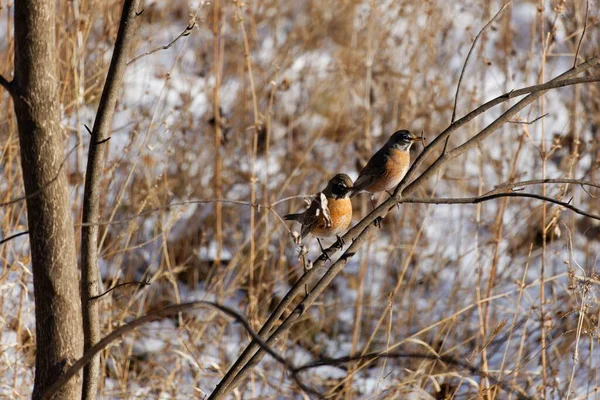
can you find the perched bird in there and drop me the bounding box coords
[352,129,422,198]
[284,173,354,250]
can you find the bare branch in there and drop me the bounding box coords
[508,113,548,125]
[0,74,14,96]
[80,0,142,398]
[89,280,151,301]
[451,1,512,123]
[400,58,600,199]
[491,178,600,193]
[0,230,29,246]
[126,23,195,66]
[397,73,600,205]
[42,296,533,399]
[573,0,589,67]
[580,184,598,199]
[401,193,600,221]
[0,141,80,207]
[41,300,317,400]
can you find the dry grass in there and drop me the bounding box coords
[1,0,599,398]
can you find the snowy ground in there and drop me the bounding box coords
[1,0,599,399]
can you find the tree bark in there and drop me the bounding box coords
[80,1,141,398]
[13,1,84,399]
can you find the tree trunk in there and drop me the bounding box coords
[13,1,84,399]
[80,1,141,398]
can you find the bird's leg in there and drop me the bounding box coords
[335,234,345,249]
[374,216,383,229]
[302,256,313,296]
[317,238,331,261]
[368,195,383,228]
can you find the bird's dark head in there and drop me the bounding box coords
[387,129,421,151]
[327,173,354,199]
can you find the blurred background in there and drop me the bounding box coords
[1,0,599,398]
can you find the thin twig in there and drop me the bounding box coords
[0,141,80,207]
[89,280,151,301]
[573,0,589,68]
[401,192,600,221]
[580,184,597,198]
[491,178,600,193]
[451,1,512,123]
[126,23,195,66]
[0,230,29,246]
[508,113,548,124]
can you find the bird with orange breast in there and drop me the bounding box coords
[284,173,354,251]
[352,129,422,200]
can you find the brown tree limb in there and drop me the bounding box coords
[401,193,600,221]
[208,55,600,399]
[80,1,141,399]
[41,300,317,400]
[0,74,14,96]
[40,297,531,399]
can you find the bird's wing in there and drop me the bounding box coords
[353,150,389,192]
[283,211,304,222]
[300,193,329,239]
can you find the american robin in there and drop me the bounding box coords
[351,129,422,198]
[284,173,354,251]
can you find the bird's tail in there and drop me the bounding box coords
[283,212,303,222]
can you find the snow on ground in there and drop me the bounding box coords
[1,0,599,398]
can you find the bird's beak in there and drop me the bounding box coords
[410,134,423,142]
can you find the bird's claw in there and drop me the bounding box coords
[374,217,383,229]
[335,235,345,249]
[317,238,331,262]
